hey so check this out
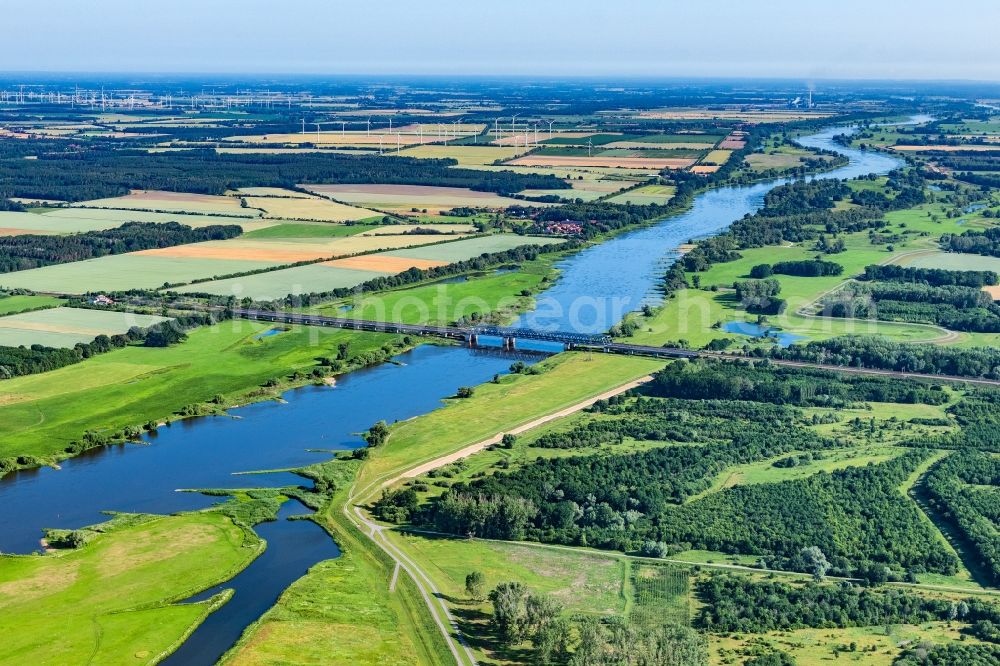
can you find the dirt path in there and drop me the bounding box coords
[385,375,654,487]
[343,373,654,666]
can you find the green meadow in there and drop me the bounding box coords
[0,294,64,315]
[0,511,259,665]
[0,320,397,462]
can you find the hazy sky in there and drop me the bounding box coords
[4,0,998,80]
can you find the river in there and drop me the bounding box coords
[0,122,906,664]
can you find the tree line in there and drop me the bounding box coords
[0,147,567,201]
[696,574,997,633]
[0,222,241,273]
[762,336,1000,379]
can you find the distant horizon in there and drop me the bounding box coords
[4,1,998,81]
[2,71,1000,87]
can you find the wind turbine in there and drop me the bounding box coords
[301,118,306,135]
[366,117,372,136]
[587,138,593,157]
[494,118,500,143]
[396,132,401,154]
[378,134,384,154]
[548,120,554,139]
[315,122,323,139]
[511,113,519,143]
[341,121,347,134]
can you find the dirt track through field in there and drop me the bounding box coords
[384,375,654,487]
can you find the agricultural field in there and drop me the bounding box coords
[173,235,557,300]
[304,183,531,215]
[0,511,259,665]
[241,192,381,222]
[0,208,275,236]
[0,307,169,347]
[0,232,462,294]
[700,149,733,165]
[606,184,676,205]
[902,250,1000,272]
[507,154,695,170]
[72,190,256,217]
[0,253,282,293]
[635,108,834,122]
[378,234,560,263]
[398,144,528,165]
[241,222,378,239]
[0,294,64,315]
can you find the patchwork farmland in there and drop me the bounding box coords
[172,234,560,300]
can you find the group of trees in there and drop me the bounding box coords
[822,281,1000,333]
[751,259,844,278]
[733,278,785,315]
[895,642,1000,666]
[483,580,707,665]
[862,264,999,288]
[0,147,567,201]
[0,222,242,273]
[763,336,1000,379]
[695,575,994,633]
[942,227,1000,258]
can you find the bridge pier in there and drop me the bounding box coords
[503,336,516,350]
[467,333,479,347]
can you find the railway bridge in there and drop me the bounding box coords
[233,308,624,353]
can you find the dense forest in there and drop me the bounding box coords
[0,147,567,201]
[417,362,957,579]
[0,222,241,273]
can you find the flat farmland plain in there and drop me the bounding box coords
[397,144,528,165]
[507,154,694,170]
[379,234,560,263]
[171,263,392,299]
[173,235,558,300]
[0,307,169,347]
[0,232,464,294]
[241,194,381,222]
[606,184,676,205]
[72,190,256,217]
[0,254,281,293]
[304,183,531,213]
